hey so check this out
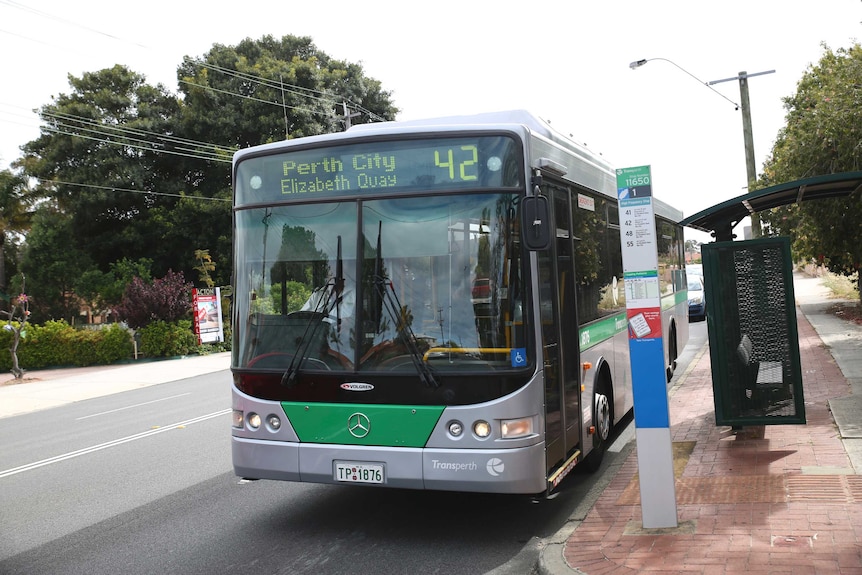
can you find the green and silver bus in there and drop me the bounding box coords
[230,110,688,495]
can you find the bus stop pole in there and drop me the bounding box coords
[616,165,678,529]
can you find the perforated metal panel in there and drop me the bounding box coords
[702,237,806,426]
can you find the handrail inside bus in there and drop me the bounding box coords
[422,347,512,361]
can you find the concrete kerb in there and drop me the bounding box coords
[537,441,639,575]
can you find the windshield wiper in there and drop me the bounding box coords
[374,274,439,389]
[371,221,438,388]
[282,237,343,387]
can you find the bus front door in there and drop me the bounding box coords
[540,187,582,475]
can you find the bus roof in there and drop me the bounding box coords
[349,109,556,136]
[349,110,613,174]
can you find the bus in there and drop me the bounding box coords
[230,110,689,495]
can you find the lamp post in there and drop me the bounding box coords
[630,59,775,238]
[708,71,775,237]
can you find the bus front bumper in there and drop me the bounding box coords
[232,437,547,494]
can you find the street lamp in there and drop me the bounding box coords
[629,58,740,109]
[708,70,775,237]
[630,58,775,238]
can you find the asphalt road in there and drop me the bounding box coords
[0,374,606,574]
[0,321,707,574]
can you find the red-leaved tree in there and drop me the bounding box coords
[115,270,192,329]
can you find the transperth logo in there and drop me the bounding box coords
[486,458,505,476]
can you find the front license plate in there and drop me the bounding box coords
[334,461,385,484]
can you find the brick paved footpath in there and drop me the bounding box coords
[562,312,862,574]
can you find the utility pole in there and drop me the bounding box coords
[342,102,361,131]
[708,70,775,238]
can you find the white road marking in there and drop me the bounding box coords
[75,393,193,420]
[0,409,231,479]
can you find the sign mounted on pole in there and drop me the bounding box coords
[616,165,677,529]
[192,287,225,345]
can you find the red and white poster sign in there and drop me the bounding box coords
[192,287,224,344]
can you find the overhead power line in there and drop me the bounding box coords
[41,125,233,164]
[0,0,149,49]
[185,59,388,123]
[40,109,237,158]
[33,177,231,202]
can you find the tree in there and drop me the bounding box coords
[153,192,231,287]
[193,249,216,288]
[177,35,397,150]
[760,43,862,302]
[114,270,193,329]
[20,205,92,323]
[75,257,153,319]
[21,65,183,272]
[684,239,701,262]
[1,276,30,379]
[0,169,37,312]
[17,66,185,318]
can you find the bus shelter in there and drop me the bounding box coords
[680,172,862,426]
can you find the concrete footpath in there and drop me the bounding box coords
[539,271,862,575]
[0,352,231,418]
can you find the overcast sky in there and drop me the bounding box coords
[1,0,860,243]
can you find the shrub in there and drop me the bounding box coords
[139,320,197,358]
[0,321,135,371]
[96,324,135,363]
[115,270,193,329]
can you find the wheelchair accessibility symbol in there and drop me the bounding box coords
[510,348,527,367]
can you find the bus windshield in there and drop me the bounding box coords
[234,192,528,376]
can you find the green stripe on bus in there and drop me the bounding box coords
[579,292,685,351]
[662,290,687,309]
[281,402,445,447]
[579,312,628,352]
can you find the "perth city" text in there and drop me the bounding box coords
[281,153,398,194]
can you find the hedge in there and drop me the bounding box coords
[1,319,231,373]
[0,321,134,371]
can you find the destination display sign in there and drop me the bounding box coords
[235,135,523,204]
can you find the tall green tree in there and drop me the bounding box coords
[21,65,182,273]
[20,204,92,322]
[0,169,36,310]
[177,35,397,151]
[150,191,232,287]
[760,43,862,301]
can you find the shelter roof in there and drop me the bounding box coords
[681,172,862,236]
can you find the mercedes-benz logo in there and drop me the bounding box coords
[347,412,371,438]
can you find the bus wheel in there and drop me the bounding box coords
[585,382,612,472]
[666,325,678,383]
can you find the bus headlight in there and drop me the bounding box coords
[501,417,533,439]
[473,420,492,438]
[232,409,244,429]
[266,414,282,431]
[247,412,261,430]
[448,421,464,437]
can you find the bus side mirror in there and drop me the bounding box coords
[521,195,550,250]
